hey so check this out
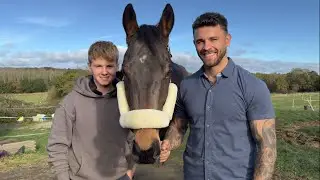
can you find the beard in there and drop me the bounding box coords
[198,47,227,68]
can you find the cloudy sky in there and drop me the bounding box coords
[0,0,319,73]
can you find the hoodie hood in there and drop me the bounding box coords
[73,75,117,98]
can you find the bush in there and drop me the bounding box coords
[20,78,48,93]
[0,81,16,93]
[48,69,89,101]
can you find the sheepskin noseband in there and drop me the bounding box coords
[116,81,178,129]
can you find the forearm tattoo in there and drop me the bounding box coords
[165,117,188,149]
[251,119,277,180]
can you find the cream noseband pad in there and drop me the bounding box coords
[119,109,171,129]
[116,81,178,129]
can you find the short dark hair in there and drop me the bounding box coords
[192,12,228,33]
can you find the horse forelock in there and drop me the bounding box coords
[125,25,170,61]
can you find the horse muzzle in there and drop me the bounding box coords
[132,140,161,164]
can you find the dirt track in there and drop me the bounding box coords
[277,120,320,149]
[0,160,183,180]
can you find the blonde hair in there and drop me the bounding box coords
[88,41,119,64]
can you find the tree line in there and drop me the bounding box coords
[0,67,71,93]
[255,68,319,93]
[0,67,319,94]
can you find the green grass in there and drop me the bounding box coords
[276,139,320,180]
[272,92,319,111]
[4,92,48,105]
[0,126,50,152]
[271,93,320,179]
[275,109,319,127]
[297,126,320,137]
[0,152,48,172]
[0,128,49,139]
[0,126,50,172]
[272,92,319,127]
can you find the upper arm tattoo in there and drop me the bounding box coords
[250,119,277,180]
[165,117,188,149]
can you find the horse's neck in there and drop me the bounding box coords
[170,61,189,88]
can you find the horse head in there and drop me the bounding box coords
[118,3,187,164]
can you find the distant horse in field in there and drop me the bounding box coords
[116,3,189,164]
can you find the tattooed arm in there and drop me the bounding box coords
[250,118,277,180]
[163,80,189,150]
[164,117,189,149]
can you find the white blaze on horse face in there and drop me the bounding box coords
[139,54,147,63]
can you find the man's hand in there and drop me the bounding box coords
[126,170,133,180]
[160,140,171,163]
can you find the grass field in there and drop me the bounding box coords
[2,92,48,105]
[271,92,319,179]
[0,92,319,179]
[272,92,319,111]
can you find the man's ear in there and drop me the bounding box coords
[226,33,232,47]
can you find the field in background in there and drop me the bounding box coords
[0,68,65,83]
[272,92,319,110]
[0,92,319,179]
[271,92,319,179]
[3,92,48,105]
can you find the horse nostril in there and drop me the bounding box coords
[132,141,141,155]
[132,140,161,164]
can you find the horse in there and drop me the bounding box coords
[117,3,189,164]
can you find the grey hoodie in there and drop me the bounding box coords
[47,75,135,180]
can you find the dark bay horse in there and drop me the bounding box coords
[118,3,189,164]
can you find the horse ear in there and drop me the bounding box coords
[158,4,174,38]
[123,3,139,40]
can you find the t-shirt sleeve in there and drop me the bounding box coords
[246,80,275,121]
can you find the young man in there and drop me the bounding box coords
[47,41,135,180]
[160,12,277,180]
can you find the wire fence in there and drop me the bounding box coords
[0,106,55,123]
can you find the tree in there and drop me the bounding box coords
[51,69,89,98]
[275,75,289,93]
[308,71,320,91]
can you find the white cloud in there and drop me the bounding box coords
[232,58,319,74]
[17,17,70,27]
[0,47,319,74]
[171,54,319,74]
[0,49,87,68]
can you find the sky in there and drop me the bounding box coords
[0,0,319,73]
